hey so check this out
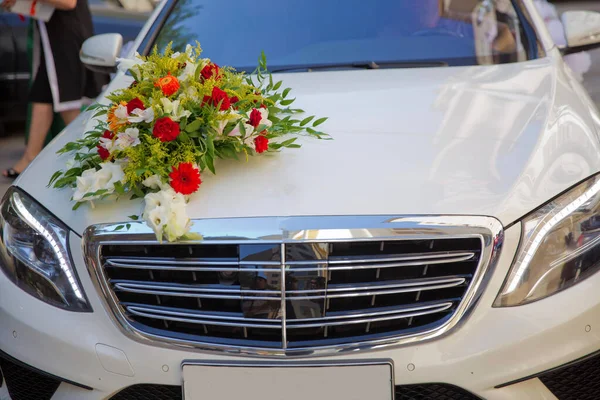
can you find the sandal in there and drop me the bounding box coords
[2,168,20,180]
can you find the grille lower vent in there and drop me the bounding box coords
[99,237,483,350]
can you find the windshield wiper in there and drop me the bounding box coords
[270,60,448,73]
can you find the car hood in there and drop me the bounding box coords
[15,56,600,235]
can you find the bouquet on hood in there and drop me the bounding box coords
[49,43,328,242]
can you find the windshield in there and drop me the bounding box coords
[150,0,540,71]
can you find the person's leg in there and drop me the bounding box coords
[3,103,53,176]
[60,108,80,125]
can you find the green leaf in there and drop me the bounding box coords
[113,225,125,232]
[206,135,215,159]
[130,69,139,82]
[179,118,188,130]
[48,171,63,187]
[132,184,145,198]
[287,144,301,148]
[126,223,131,230]
[135,168,146,177]
[72,202,83,211]
[205,138,216,174]
[282,88,292,98]
[272,80,283,91]
[280,99,295,106]
[300,116,314,126]
[114,181,125,195]
[313,117,328,127]
[186,119,203,133]
[179,131,190,142]
[128,215,140,220]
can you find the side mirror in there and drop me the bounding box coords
[80,33,123,73]
[561,11,600,55]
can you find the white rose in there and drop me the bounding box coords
[127,107,155,124]
[114,128,141,151]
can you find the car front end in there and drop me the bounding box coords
[4,0,600,399]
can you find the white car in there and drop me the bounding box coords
[3,1,600,399]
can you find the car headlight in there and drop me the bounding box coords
[495,174,600,307]
[0,187,90,312]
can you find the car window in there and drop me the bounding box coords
[150,0,541,71]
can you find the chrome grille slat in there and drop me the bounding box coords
[86,215,503,356]
[127,307,283,329]
[286,303,454,329]
[112,277,466,300]
[125,301,452,329]
[125,305,281,324]
[325,276,468,292]
[283,301,456,322]
[327,251,475,264]
[112,281,282,295]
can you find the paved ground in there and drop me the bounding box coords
[0,134,24,198]
[1,1,600,200]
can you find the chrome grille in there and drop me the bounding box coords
[85,216,503,356]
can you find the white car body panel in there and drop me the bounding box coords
[14,51,600,234]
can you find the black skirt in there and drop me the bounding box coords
[29,0,109,111]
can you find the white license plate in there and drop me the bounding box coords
[182,360,394,400]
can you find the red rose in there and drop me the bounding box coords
[254,135,269,153]
[97,130,114,160]
[249,109,262,128]
[170,162,202,195]
[154,73,180,96]
[260,104,267,109]
[230,96,239,104]
[126,97,145,114]
[200,63,220,81]
[209,87,231,111]
[153,117,180,142]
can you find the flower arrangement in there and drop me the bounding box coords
[49,43,328,242]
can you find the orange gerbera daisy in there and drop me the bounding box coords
[155,73,180,96]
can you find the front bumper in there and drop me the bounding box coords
[1,224,600,399]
